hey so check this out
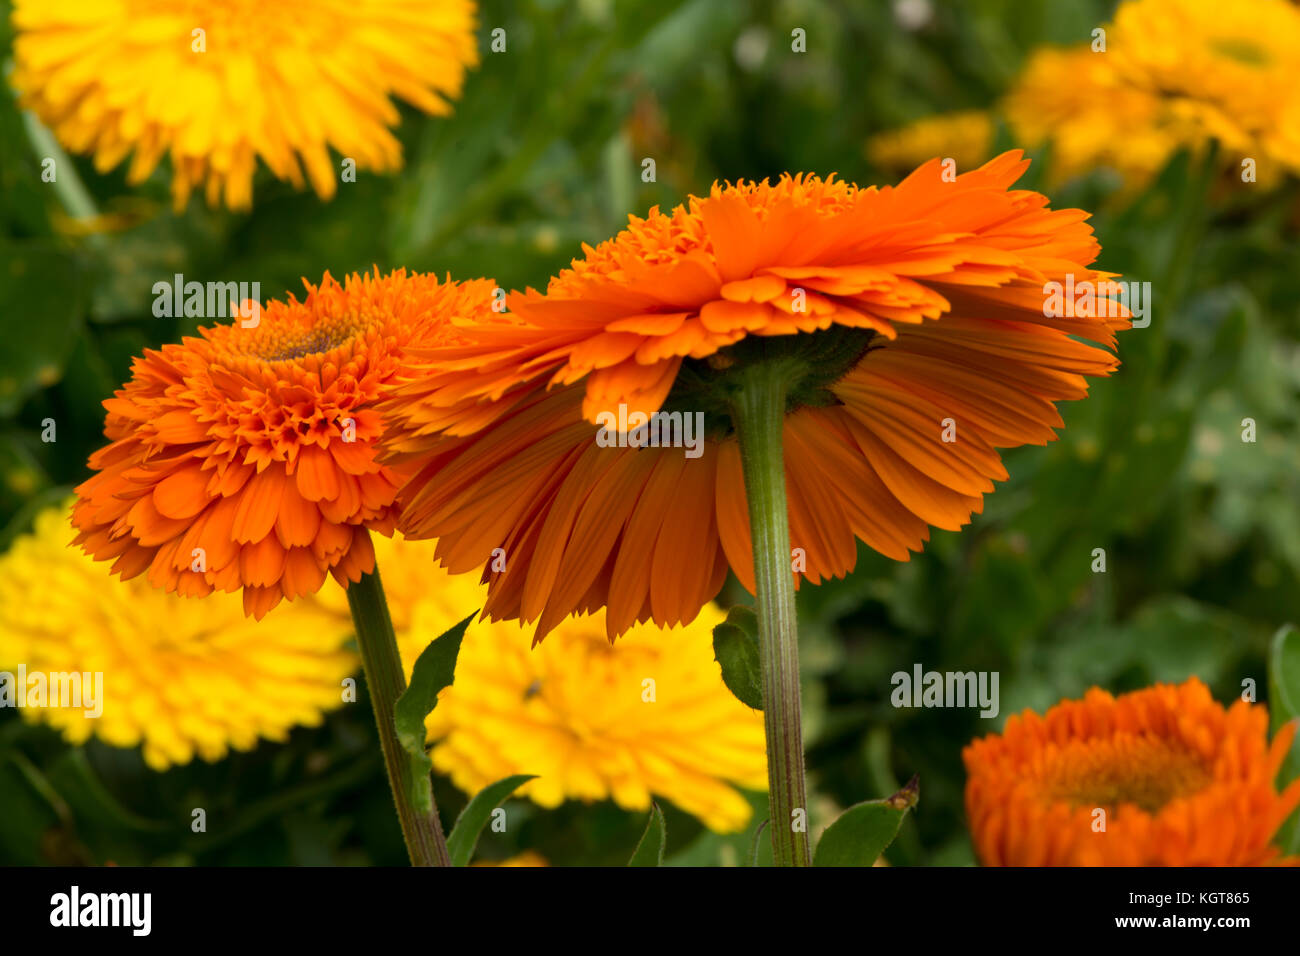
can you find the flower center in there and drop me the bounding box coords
[1040,736,1212,813]
[1207,37,1271,67]
[661,326,877,439]
[243,312,369,363]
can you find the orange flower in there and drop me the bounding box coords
[381,152,1128,640]
[964,679,1300,866]
[73,269,496,618]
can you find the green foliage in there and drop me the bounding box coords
[446,775,536,867]
[1268,627,1300,852]
[814,777,919,867]
[713,605,764,710]
[627,804,667,867]
[394,612,476,815]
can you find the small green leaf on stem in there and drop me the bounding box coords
[813,775,919,867]
[628,803,667,866]
[713,606,763,710]
[393,611,476,813]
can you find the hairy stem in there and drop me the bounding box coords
[347,554,451,867]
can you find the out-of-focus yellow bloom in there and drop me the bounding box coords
[316,533,768,833]
[1004,0,1300,188]
[9,0,479,210]
[1004,47,1192,187]
[1108,0,1300,168]
[866,110,994,176]
[0,502,358,770]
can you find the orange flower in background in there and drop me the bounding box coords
[73,269,497,618]
[381,151,1129,640]
[9,0,480,210]
[964,679,1300,866]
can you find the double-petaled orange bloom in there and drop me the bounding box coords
[380,151,1129,640]
[72,269,496,617]
[74,153,1126,637]
[965,679,1300,866]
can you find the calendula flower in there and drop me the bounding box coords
[426,602,768,833]
[9,0,479,210]
[313,532,768,832]
[964,679,1300,866]
[380,151,1128,639]
[72,269,497,618]
[867,110,994,176]
[0,502,357,771]
[1004,47,1195,187]
[1108,0,1300,169]
[1004,0,1300,187]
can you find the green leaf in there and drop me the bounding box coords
[663,791,770,867]
[713,605,763,710]
[1267,625,1300,853]
[393,611,475,813]
[1269,624,1300,730]
[813,776,919,867]
[446,774,536,867]
[627,803,667,866]
[0,243,84,416]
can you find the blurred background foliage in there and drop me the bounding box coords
[1,0,1297,865]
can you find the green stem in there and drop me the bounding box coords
[347,552,451,867]
[730,360,811,867]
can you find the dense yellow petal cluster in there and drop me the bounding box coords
[10,0,479,209]
[873,0,1300,189]
[1006,0,1300,186]
[0,502,358,770]
[1003,47,1199,187]
[315,533,769,832]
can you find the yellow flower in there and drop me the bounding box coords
[1108,0,1300,168]
[866,110,994,176]
[9,0,479,210]
[1003,0,1300,188]
[0,502,358,770]
[1004,47,1188,187]
[315,533,769,833]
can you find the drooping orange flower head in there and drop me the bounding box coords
[381,152,1129,640]
[73,269,497,618]
[964,679,1300,866]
